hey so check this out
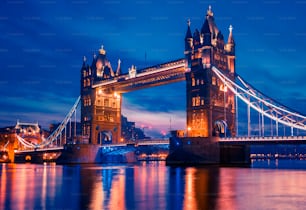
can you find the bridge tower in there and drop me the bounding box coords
[80,46,122,144]
[185,6,236,138]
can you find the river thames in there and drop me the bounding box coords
[1,160,306,210]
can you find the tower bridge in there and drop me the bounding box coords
[11,6,306,164]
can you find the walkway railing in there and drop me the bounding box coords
[220,136,306,142]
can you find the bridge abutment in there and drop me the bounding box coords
[219,144,250,165]
[166,137,220,165]
[166,137,250,166]
[57,144,102,164]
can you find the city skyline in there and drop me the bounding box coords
[1,1,306,137]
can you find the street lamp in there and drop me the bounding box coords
[187,127,191,137]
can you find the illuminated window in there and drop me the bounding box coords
[104,99,109,107]
[212,77,216,85]
[110,115,114,122]
[197,79,199,86]
[192,96,201,106]
[195,96,200,106]
[192,78,195,86]
[201,99,204,105]
[201,79,204,85]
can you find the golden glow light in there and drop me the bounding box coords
[98,89,103,95]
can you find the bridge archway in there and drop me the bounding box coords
[213,120,229,137]
[97,130,112,144]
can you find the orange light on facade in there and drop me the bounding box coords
[220,84,228,92]
[187,127,191,137]
[114,92,120,99]
[97,89,103,95]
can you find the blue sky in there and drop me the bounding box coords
[1,1,306,137]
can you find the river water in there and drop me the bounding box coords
[1,160,306,210]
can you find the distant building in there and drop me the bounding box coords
[0,121,49,150]
[121,115,146,141]
[0,126,16,150]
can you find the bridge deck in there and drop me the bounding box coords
[15,146,64,153]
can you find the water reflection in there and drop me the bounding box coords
[1,161,306,209]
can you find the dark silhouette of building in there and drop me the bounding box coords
[121,115,146,141]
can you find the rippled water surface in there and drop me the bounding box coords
[1,160,306,210]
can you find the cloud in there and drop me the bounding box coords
[122,97,186,138]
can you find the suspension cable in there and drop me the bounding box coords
[211,66,306,131]
[16,96,80,149]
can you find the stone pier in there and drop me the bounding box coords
[166,136,250,166]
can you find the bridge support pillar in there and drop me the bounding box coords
[166,136,250,166]
[166,137,220,165]
[7,143,15,163]
[220,144,250,165]
[56,144,102,164]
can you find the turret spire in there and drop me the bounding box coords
[116,59,121,76]
[82,56,87,67]
[99,45,106,55]
[207,5,213,16]
[185,19,193,51]
[227,24,234,44]
[185,19,192,39]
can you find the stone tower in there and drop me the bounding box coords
[185,6,236,138]
[80,46,122,144]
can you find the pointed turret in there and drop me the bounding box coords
[207,5,213,17]
[201,17,211,46]
[185,19,193,51]
[226,25,235,54]
[91,52,97,67]
[227,25,234,44]
[116,59,121,76]
[201,17,210,34]
[82,56,87,68]
[193,29,200,49]
[217,31,224,40]
[201,5,219,47]
[99,45,106,55]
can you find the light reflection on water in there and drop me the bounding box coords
[1,161,306,210]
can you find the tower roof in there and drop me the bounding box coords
[201,5,219,36]
[217,31,224,40]
[185,19,192,39]
[201,18,211,34]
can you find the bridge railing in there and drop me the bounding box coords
[100,139,169,147]
[220,136,306,142]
